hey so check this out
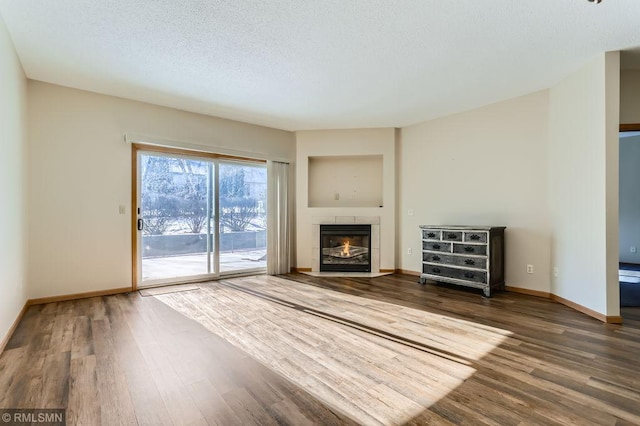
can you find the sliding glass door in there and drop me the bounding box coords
[218,162,267,273]
[135,148,266,288]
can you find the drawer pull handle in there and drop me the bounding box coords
[432,268,441,273]
[469,234,481,241]
[432,255,441,262]
[427,232,436,238]
[432,244,441,250]
[464,247,475,253]
[465,259,475,265]
[464,272,475,279]
[447,233,457,239]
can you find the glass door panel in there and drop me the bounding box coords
[138,152,216,285]
[219,162,267,274]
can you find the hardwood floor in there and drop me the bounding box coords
[0,283,354,425]
[1,273,639,425]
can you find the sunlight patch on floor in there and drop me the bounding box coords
[155,276,511,425]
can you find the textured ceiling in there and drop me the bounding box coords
[1,0,640,131]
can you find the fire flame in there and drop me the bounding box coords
[341,240,350,256]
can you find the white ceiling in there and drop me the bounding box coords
[1,0,640,131]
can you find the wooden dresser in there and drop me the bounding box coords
[419,225,505,297]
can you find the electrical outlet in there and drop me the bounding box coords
[408,209,414,216]
[631,246,637,253]
[334,192,340,200]
[553,267,559,277]
[118,205,126,215]
[526,264,534,274]
[407,248,412,255]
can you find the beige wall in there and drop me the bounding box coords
[605,52,621,316]
[27,82,295,298]
[620,70,640,124]
[548,52,619,317]
[398,91,551,292]
[295,128,396,270]
[0,15,28,343]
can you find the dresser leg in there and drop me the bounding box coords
[483,287,492,298]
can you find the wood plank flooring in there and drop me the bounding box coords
[1,273,639,425]
[0,282,354,425]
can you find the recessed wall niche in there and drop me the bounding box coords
[308,155,383,207]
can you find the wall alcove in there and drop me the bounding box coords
[307,155,383,208]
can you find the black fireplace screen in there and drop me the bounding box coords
[320,224,371,272]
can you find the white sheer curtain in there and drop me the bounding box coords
[267,161,290,275]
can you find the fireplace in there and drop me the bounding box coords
[320,224,371,272]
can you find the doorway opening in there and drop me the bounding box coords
[619,123,640,318]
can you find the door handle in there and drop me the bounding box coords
[137,218,144,231]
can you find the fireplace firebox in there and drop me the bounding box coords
[320,224,371,272]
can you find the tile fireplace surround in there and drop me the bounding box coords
[311,216,380,273]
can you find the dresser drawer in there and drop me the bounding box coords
[423,252,487,269]
[453,244,487,256]
[422,264,487,284]
[442,231,463,242]
[464,231,487,243]
[422,241,451,252]
[422,229,441,240]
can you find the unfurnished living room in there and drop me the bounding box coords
[2,1,640,425]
